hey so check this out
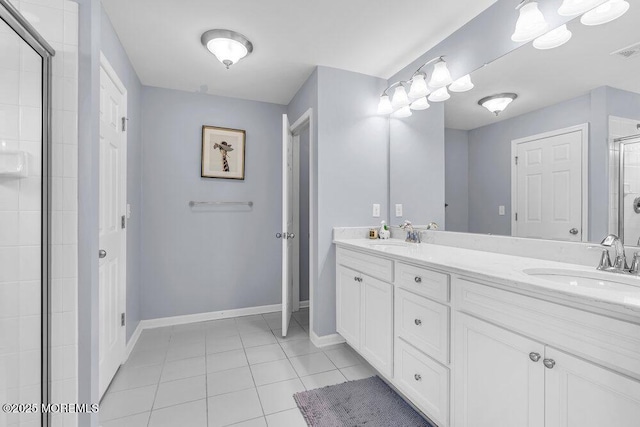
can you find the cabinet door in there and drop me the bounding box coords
[545,347,640,427]
[454,313,545,427]
[361,275,393,377]
[336,265,361,348]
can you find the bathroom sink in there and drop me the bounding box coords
[523,268,640,290]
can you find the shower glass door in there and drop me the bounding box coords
[620,138,640,246]
[0,1,53,425]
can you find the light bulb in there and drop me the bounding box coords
[377,95,393,115]
[558,0,607,16]
[392,106,412,118]
[580,0,629,25]
[428,87,450,102]
[207,38,248,68]
[428,60,453,89]
[410,97,430,111]
[449,74,474,93]
[391,86,410,109]
[511,1,550,43]
[533,24,572,49]
[408,74,430,99]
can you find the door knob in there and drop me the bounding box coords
[569,228,579,235]
[276,232,282,238]
[99,249,107,259]
[286,232,295,239]
[529,352,541,362]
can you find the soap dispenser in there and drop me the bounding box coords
[379,221,390,239]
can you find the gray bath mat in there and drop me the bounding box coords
[293,376,434,427]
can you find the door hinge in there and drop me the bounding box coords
[121,117,128,132]
[121,313,125,326]
[515,213,518,221]
[515,156,518,165]
[121,215,126,229]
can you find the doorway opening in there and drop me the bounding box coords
[281,109,314,339]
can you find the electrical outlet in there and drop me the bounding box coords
[372,204,381,218]
[395,204,403,217]
[499,205,505,216]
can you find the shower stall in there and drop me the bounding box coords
[0,0,54,426]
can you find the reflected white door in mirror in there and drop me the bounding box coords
[511,124,588,242]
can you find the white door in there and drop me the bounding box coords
[360,276,393,377]
[336,265,361,348]
[98,59,127,398]
[454,313,545,427]
[281,114,294,336]
[545,347,640,427]
[513,127,585,241]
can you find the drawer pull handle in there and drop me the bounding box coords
[414,319,422,326]
[543,358,555,369]
[414,276,422,283]
[414,374,422,381]
[529,352,541,362]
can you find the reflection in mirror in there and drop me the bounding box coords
[440,5,639,243]
[619,138,640,245]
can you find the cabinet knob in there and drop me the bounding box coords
[543,358,556,369]
[414,374,422,381]
[414,276,422,283]
[529,352,541,362]
[353,276,362,282]
[414,319,422,326]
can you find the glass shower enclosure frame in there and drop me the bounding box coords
[0,0,55,425]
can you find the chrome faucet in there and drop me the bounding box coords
[400,220,420,243]
[600,234,628,271]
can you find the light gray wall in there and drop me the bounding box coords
[607,86,640,121]
[444,128,469,232]
[140,87,286,320]
[100,5,143,341]
[390,104,445,226]
[315,66,389,336]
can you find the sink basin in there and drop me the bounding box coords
[523,268,640,290]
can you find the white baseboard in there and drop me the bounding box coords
[122,303,283,362]
[310,330,345,348]
[299,300,310,309]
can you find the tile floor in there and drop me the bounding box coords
[99,308,377,427]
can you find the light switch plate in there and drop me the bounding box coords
[395,204,403,217]
[372,204,381,217]
[498,205,505,216]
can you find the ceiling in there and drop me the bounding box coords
[445,4,640,130]
[101,0,497,105]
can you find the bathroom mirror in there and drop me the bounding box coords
[389,5,640,244]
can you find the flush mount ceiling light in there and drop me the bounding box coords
[428,87,451,102]
[410,97,430,111]
[533,24,573,49]
[478,93,518,116]
[558,0,607,16]
[511,1,550,42]
[201,29,253,69]
[428,58,454,89]
[580,0,629,25]
[449,74,474,92]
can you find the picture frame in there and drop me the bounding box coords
[201,125,246,180]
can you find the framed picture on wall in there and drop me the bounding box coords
[201,125,246,180]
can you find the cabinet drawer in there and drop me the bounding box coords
[336,247,393,282]
[395,338,449,427]
[395,288,449,365]
[396,262,449,302]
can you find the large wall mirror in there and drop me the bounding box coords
[390,3,640,244]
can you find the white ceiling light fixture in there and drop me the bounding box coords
[201,29,253,69]
[449,74,474,92]
[428,58,454,89]
[558,0,607,16]
[533,24,573,49]
[428,86,451,102]
[511,1,550,42]
[377,95,393,115]
[478,93,518,116]
[408,74,430,99]
[580,0,629,25]
[392,106,413,118]
[410,97,430,111]
[391,85,411,109]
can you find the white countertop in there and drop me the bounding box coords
[334,238,640,320]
